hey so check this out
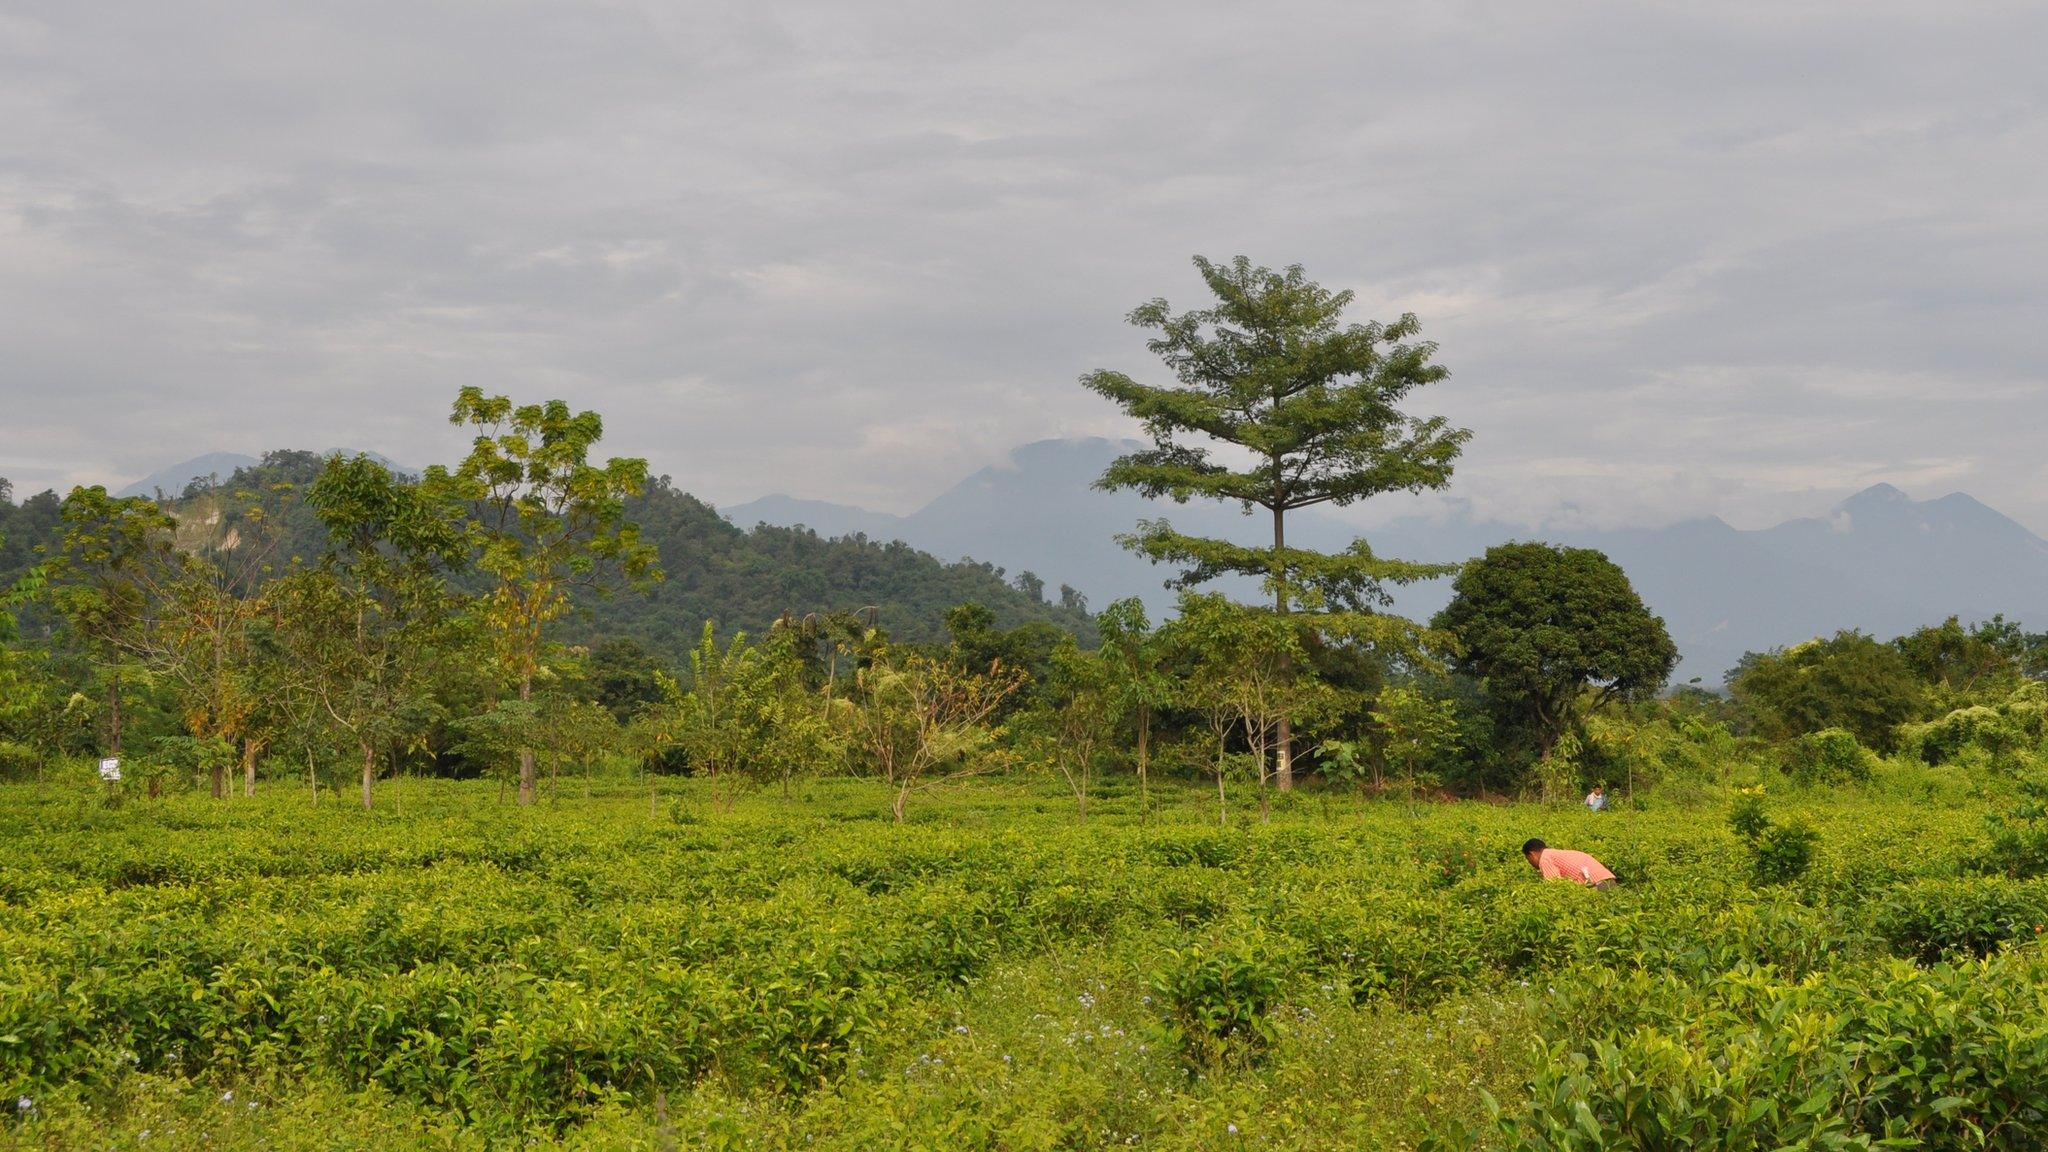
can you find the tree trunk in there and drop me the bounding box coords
[1136,709,1150,821]
[242,739,262,797]
[1272,502,1294,792]
[360,740,375,810]
[108,670,123,756]
[210,755,225,800]
[518,674,538,807]
[308,747,317,807]
[1255,726,1272,823]
[1216,736,1229,826]
[655,1091,676,1152]
[892,781,910,824]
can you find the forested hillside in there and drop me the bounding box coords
[0,455,1091,654]
[576,476,1093,649]
[0,479,60,584]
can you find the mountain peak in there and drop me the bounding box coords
[1001,437,1142,469]
[114,452,259,500]
[1839,482,1910,509]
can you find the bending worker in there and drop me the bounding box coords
[1522,838,1617,891]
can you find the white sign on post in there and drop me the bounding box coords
[98,757,121,782]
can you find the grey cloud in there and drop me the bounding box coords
[1,0,2044,533]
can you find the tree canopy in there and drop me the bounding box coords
[1727,630,1927,752]
[1433,541,1677,764]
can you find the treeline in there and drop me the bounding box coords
[0,389,1095,809]
[7,255,2046,813]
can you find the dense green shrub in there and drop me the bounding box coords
[1727,631,1925,753]
[1727,788,1819,885]
[1727,789,1770,840]
[2009,680,2048,743]
[1148,929,1289,1069]
[1751,820,1819,885]
[1870,875,2048,963]
[1488,955,2048,1150]
[1908,705,2027,766]
[1780,727,1875,784]
[1980,775,2048,878]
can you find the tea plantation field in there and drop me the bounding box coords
[4,771,2047,1149]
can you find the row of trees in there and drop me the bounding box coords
[23,254,2012,814]
[0,256,1701,813]
[617,255,1684,814]
[3,390,653,807]
[1723,617,2048,755]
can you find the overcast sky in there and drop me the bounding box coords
[3,1,2044,534]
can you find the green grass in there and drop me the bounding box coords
[2,767,2044,1149]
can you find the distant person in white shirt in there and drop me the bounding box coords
[1585,785,1607,812]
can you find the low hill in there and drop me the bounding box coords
[570,477,1094,651]
[3,454,1092,657]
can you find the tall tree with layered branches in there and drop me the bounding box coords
[1083,256,1470,788]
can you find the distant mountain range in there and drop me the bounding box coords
[726,438,2048,683]
[114,451,416,500]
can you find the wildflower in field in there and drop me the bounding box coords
[15,1096,31,1114]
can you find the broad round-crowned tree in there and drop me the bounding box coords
[1432,542,1676,765]
[1725,630,1925,752]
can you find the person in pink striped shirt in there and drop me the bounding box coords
[1522,838,1617,890]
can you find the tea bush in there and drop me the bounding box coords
[1149,927,1289,1069]
[1486,954,2048,1151]
[1980,774,2048,878]
[1727,788,1820,885]
[1869,875,2048,963]
[1,772,2044,1148]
